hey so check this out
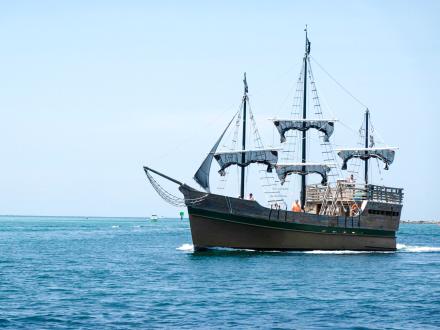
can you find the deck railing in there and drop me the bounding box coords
[367,185,403,204]
[306,181,403,205]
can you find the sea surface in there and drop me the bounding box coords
[0,216,439,329]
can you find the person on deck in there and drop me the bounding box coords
[248,193,255,201]
[351,203,359,216]
[348,174,356,183]
[291,200,301,212]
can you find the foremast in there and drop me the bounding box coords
[193,73,282,203]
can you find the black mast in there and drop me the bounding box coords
[364,108,369,185]
[300,26,310,210]
[240,73,248,199]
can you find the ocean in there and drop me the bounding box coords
[0,216,439,329]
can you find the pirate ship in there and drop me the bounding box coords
[144,28,403,251]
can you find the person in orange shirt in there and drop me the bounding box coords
[291,200,301,212]
[351,203,359,216]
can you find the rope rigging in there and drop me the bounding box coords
[145,169,208,207]
[310,56,369,110]
[247,100,285,206]
[217,105,242,192]
[213,84,284,206]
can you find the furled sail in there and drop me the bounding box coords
[214,148,279,176]
[193,115,236,192]
[336,147,396,170]
[272,119,335,143]
[275,163,331,185]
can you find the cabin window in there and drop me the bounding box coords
[368,209,399,217]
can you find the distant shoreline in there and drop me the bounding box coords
[0,215,161,220]
[401,220,440,224]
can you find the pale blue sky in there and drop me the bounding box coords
[0,1,438,219]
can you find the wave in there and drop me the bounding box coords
[303,250,392,255]
[176,244,273,253]
[300,244,440,254]
[397,244,440,253]
[176,243,440,254]
[176,244,194,252]
[111,225,120,228]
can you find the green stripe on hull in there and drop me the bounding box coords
[188,206,395,238]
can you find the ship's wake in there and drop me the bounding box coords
[176,243,194,252]
[300,244,440,254]
[303,250,392,254]
[176,243,440,254]
[396,243,440,253]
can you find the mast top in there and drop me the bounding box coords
[243,72,248,95]
[304,25,311,56]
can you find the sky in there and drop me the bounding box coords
[0,0,439,219]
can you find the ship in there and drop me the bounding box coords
[143,27,403,251]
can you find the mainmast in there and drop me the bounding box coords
[300,26,311,210]
[240,73,248,199]
[364,108,369,184]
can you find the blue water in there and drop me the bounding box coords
[0,217,439,329]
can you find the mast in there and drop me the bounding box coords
[240,73,248,199]
[300,26,310,210]
[364,108,369,185]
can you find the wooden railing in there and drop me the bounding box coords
[306,181,403,205]
[367,185,403,204]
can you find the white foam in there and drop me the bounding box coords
[176,243,194,252]
[175,244,440,254]
[303,250,391,254]
[211,247,256,252]
[397,244,440,253]
[297,245,440,254]
[111,225,120,228]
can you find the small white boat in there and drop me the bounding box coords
[150,214,158,221]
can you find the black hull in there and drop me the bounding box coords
[180,185,401,251]
[188,210,396,251]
